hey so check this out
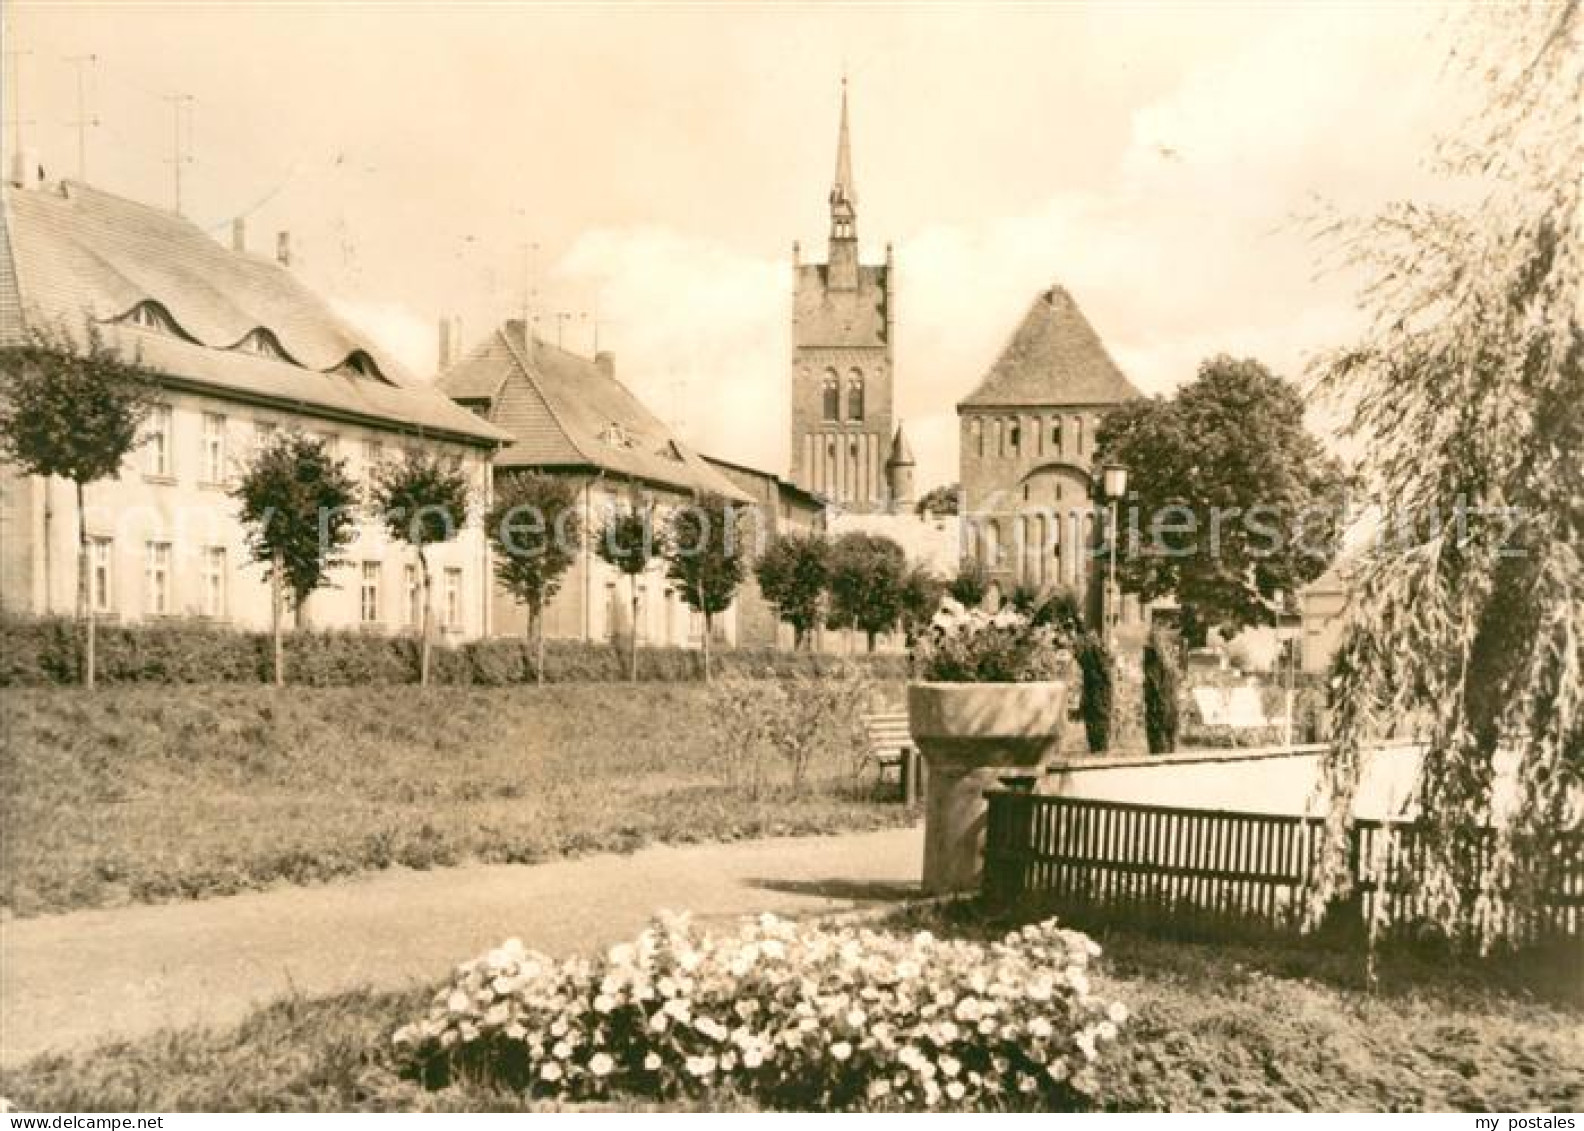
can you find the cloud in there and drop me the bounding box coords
[340,4,1452,497]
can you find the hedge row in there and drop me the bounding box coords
[0,617,910,688]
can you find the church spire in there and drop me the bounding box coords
[827,76,859,288]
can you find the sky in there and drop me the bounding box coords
[2,1,1468,489]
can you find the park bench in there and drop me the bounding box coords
[860,709,922,805]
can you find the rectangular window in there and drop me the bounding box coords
[145,405,173,478]
[404,564,422,628]
[90,537,114,613]
[360,562,381,625]
[145,541,171,615]
[200,546,227,618]
[362,439,384,501]
[254,420,277,448]
[201,412,227,484]
[443,567,463,630]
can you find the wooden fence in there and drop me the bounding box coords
[983,791,1584,944]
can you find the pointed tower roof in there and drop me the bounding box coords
[886,421,915,466]
[832,77,856,208]
[960,285,1143,408]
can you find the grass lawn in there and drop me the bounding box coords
[0,683,910,917]
[2,910,1577,1112]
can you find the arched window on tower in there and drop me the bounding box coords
[1072,414,1085,456]
[1051,416,1063,455]
[847,370,864,421]
[821,370,840,422]
[970,418,983,457]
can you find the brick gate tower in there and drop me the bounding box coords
[789,79,895,512]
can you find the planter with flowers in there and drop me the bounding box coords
[908,598,1071,894]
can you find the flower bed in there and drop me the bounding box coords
[393,912,1128,1110]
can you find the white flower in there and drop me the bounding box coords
[685,1054,717,1077]
[1108,1001,1129,1025]
[593,993,617,1013]
[831,1041,853,1061]
[589,1052,614,1077]
[643,1052,662,1071]
[540,1062,563,1082]
[946,1080,966,1101]
[552,1040,572,1060]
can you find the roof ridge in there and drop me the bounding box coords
[500,326,592,466]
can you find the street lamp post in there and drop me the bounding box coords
[1100,463,1128,647]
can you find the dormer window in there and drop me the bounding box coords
[598,422,634,449]
[237,329,287,360]
[121,302,179,335]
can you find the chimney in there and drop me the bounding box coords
[275,231,291,267]
[231,217,247,253]
[594,351,615,377]
[9,148,41,189]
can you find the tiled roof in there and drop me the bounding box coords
[438,321,750,501]
[960,285,1142,409]
[0,180,507,446]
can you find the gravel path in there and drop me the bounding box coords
[0,825,923,1067]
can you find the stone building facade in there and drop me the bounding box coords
[789,81,896,512]
[958,285,1142,618]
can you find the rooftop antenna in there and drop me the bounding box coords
[553,311,585,350]
[63,54,99,181]
[522,239,539,336]
[4,49,34,159]
[164,92,195,214]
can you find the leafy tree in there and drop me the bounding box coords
[754,530,829,650]
[372,449,474,686]
[234,432,361,686]
[898,562,946,647]
[1307,3,1584,944]
[595,496,662,682]
[947,555,990,608]
[0,323,155,689]
[914,482,961,517]
[1143,626,1182,755]
[665,493,746,683]
[487,471,581,684]
[1031,586,1085,637]
[826,531,907,652]
[1093,357,1348,646]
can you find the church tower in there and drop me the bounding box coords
[789,79,895,512]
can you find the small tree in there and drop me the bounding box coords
[487,471,581,684]
[0,324,154,689]
[372,449,473,686]
[595,495,662,682]
[898,562,946,647]
[947,555,989,608]
[827,531,907,652]
[1075,633,1115,754]
[754,531,830,650]
[1143,626,1181,755]
[665,493,747,682]
[234,432,361,686]
[914,482,961,517]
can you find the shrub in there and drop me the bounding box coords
[1142,628,1181,755]
[708,670,874,796]
[1075,634,1114,754]
[392,913,1129,1110]
[0,617,910,688]
[910,599,1068,683]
